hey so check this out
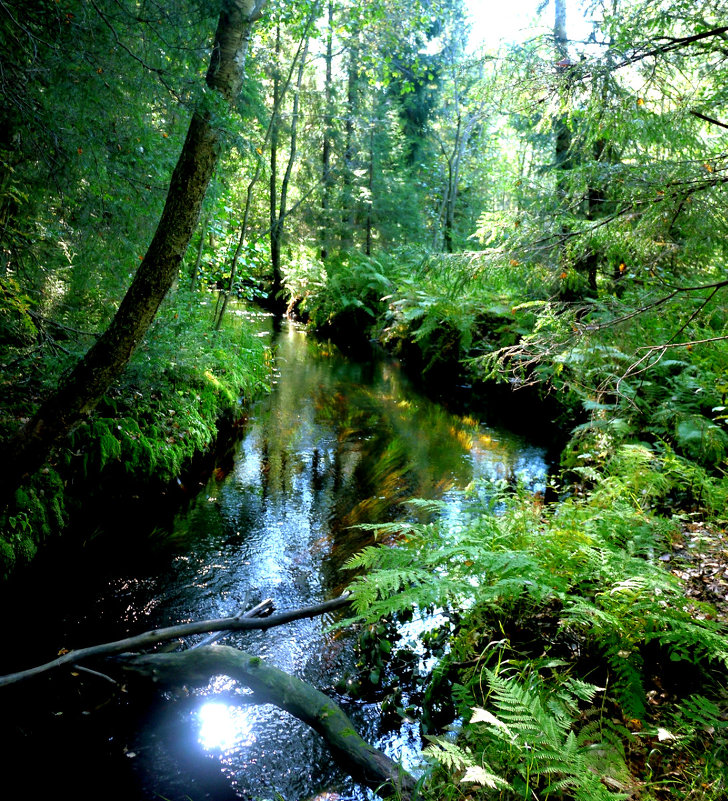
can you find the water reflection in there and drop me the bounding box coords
[139,319,548,799]
[198,701,255,751]
[0,315,548,801]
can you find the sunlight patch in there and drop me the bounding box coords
[198,701,255,751]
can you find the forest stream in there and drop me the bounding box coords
[0,312,548,801]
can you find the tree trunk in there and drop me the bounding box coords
[0,0,268,505]
[269,25,284,312]
[215,24,311,329]
[320,0,334,261]
[554,0,571,193]
[119,646,417,800]
[341,34,361,251]
[189,214,209,293]
[365,125,373,256]
[273,31,309,309]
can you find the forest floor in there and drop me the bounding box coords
[671,522,728,622]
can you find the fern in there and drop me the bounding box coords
[423,736,473,772]
[424,734,513,793]
[671,694,728,740]
[467,669,629,800]
[343,467,728,798]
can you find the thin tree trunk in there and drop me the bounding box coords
[341,34,360,250]
[0,0,268,504]
[273,33,309,308]
[365,125,373,256]
[269,25,283,310]
[320,0,334,261]
[439,109,482,254]
[190,214,209,292]
[554,0,571,194]
[443,117,459,253]
[215,23,312,329]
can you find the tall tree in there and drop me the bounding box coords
[214,17,313,329]
[320,0,335,261]
[0,0,268,504]
[267,12,314,311]
[341,29,362,251]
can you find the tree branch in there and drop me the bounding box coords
[615,334,728,403]
[690,110,728,131]
[614,26,728,70]
[583,279,728,332]
[0,594,350,688]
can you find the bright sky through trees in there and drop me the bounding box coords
[464,0,595,48]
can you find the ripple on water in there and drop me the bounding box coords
[4,321,549,801]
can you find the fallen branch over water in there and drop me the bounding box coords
[118,645,416,800]
[0,591,416,799]
[0,593,350,687]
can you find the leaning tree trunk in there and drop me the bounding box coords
[0,0,268,505]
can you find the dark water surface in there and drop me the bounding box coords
[1,315,547,801]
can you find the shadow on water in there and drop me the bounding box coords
[0,314,548,801]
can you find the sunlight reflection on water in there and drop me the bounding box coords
[198,701,255,751]
[117,317,550,799]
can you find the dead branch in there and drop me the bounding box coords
[690,110,728,131]
[616,335,728,402]
[0,593,350,688]
[583,279,728,332]
[189,597,274,650]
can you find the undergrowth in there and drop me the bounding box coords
[343,447,728,800]
[0,291,270,579]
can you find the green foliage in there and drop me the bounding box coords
[345,459,728,797]
[66,292,270,484]
[0,292,270,576]
[0,276,37,347]
[0,468,67,580]
[456,668,629,801]
[292,250,403,336]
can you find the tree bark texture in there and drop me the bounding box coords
[119,646,417,800]
[0,0,267,502]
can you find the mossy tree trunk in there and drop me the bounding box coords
[0,0,268,505]
[119,646,417,800]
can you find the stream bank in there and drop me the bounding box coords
[301,300,574,463]
[0,300,271,581]
[0,318,549,801]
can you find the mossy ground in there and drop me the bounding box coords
[0,293,271,581]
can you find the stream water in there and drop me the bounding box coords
[1,314,548,801]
